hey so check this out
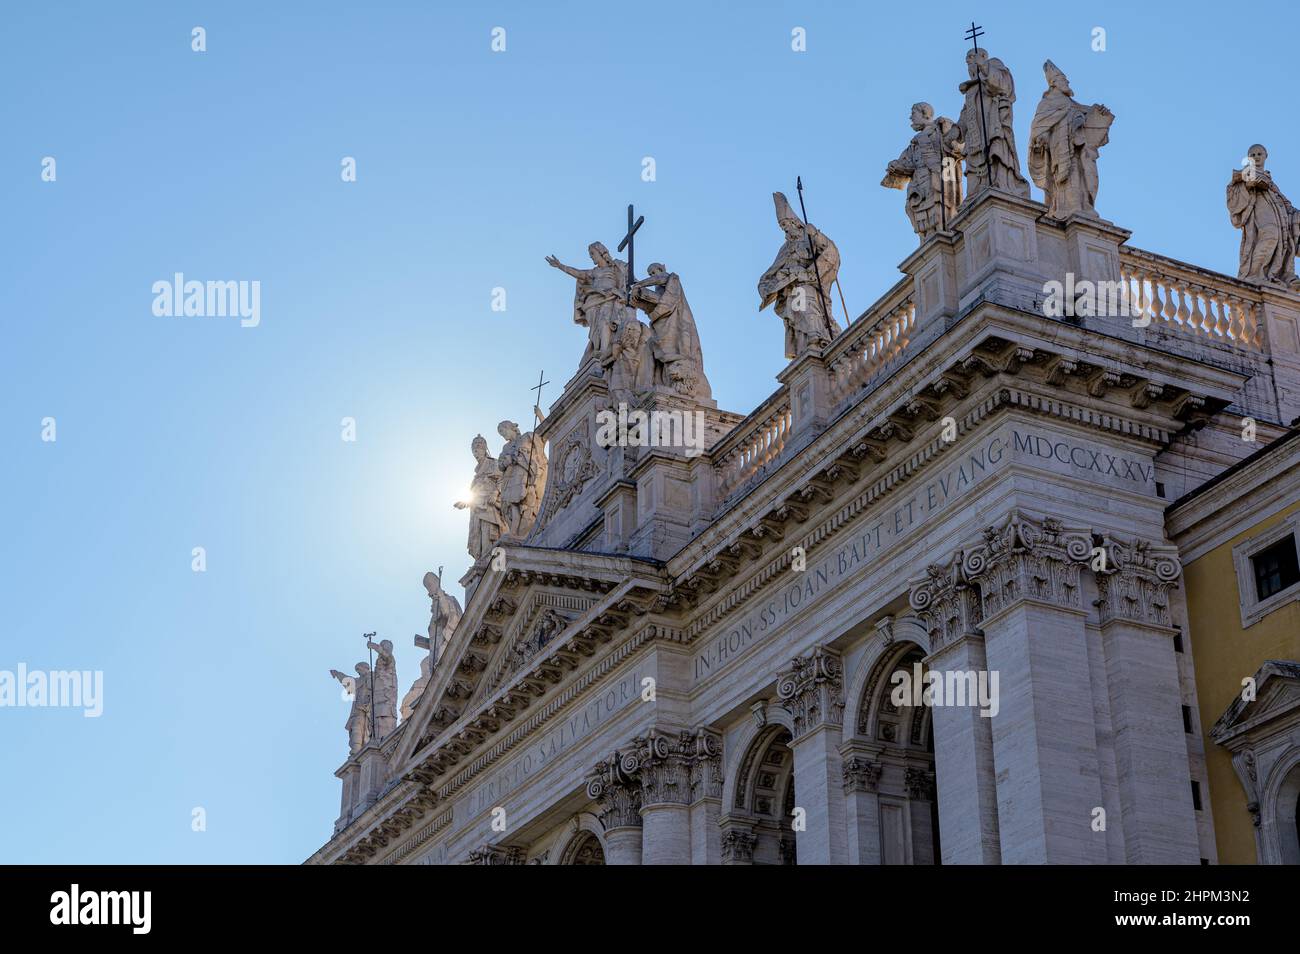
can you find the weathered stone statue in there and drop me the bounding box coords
[1028,60,1113,220]
[546,243,634,366]
[606,315,650,405]
[399,572,464,721]
[958,48,1030,199]
[758,192,842,359]
[1227,144,1300,288]
[497,415,548,538]
[883,102,964,240]
[630,263,712,400]
[366,638,398,740]
[329,662,372,755]
[453,435,502,561]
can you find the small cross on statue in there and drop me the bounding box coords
[963,20,991,179]
[617,204,645,303]
[530,369,550,414]
[362,631,378,741]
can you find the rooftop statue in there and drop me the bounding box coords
[883,102,964,241]
[1028,60,1113,219]
[1227,144,1300,288]
[630,262,712,400]
[453,435,502,561]
[958,48,1030,200]
[758,191,841,359]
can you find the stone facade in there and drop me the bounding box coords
[308,53,1300,866]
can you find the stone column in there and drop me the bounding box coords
[687,728,724,865]
[963,510,1107,864]
[586,753,643,865]
[841,753,883,864]
[910,557,1001,864]
[1094,535,1201,863]
[629,730,693,865]
[777,646,848,865]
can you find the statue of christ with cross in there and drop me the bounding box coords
[545,205,645,369]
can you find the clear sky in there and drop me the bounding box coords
[2,0,1294,863]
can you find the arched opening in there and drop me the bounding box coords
[1273,760,1300,865]
[725,725,797,865]
[851,642,941,864]
[559,830,606,865]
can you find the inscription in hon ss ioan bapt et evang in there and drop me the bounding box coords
[691,424,1155,681]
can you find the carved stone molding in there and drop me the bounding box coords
[963,510,1093,618]
[1093,533,1182,627]
[686,728,724,803]
[629,730,693,807]
[465,844,525,865]
[585,752,643,830]
[720,827,757,864]
[842,756,882,793]
[776,646,845,738]
[904,765,937,801]
[909,550,984,652]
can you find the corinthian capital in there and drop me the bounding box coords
[628,730,693,807]
[776,646,845,738]
[963,510,1093,617]
[686,727,724,803]
[1093,533,1182,627]
[909,550,983,652]
[585,751,643,830]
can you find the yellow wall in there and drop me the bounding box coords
[1184,500,1300,864]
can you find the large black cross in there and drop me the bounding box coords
[617,204,645,303]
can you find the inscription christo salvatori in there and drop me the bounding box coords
[459,667,645,823]
[692,427,1153,680]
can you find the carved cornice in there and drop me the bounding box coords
[776,646,845,739]
[1092,533,1182,627]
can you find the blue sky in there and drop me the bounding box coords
[1,1,1294,863]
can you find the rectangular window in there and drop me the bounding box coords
[1182,705,1193,733]
[1191,780,1203,811]
[1173,629,1184,654]
[1252,534,1300,601]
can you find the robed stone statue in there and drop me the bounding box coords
[329,661,372,755]
[365,638,398,740]
[629,262,712,400]
[399,572,464,721]
[497,415,547,538]
[1028,60,1113,220]
[546,242,634,367]
[758,192,841,359]
[454,434,502,561]
[958,48,1030,199]
[1227,144,1300,288]
[883,102,964,241]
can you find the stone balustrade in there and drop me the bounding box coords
[1120,247,1264,350]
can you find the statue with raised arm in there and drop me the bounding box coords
[883,102,964,241]
[1028,60,1113,220]
[630,263,712,400]
[1227,144,1300,288]
[454,435,502,561]
[365,638,398,740]
[329,662,372,755]
[758,192,841,359]
[400,573,464,721]
[497,411,548,538]
[958,48,1030,200]
[546,243,633,368]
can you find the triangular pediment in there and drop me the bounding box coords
[390,544,668,771]
[1210,660,1300,746]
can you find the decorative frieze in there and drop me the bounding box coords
[776,646,845,738]
[1093,533,1182,627]
[465,844,525,865]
